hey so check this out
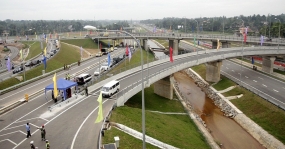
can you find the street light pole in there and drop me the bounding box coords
[96,29,146,148]
[275,18,281,49]
[237,18,244,85]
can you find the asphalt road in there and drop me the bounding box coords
[0,39,285,148]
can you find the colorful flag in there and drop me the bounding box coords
[46,37,48,43]
[251,57,254,64]
[53,73,58,98]
[108,41,110,48]
[153,26,156,33]
[128,47,132,62]
[243,33,247,43]
[95,92,103,123]
[260,35,264,46]
[100,43,102,51]
[245,27,248,35]
[20,49,23,60]
[107,53,111,66]
[44,47,47,56]
[125,44,129,56]
[7,57,11,71]
[80,46,83,57]
[43,56,47,70]
[217,39,220,50]
[170,47,173,62]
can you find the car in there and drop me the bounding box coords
[84,34,89,38]
[75,73,92,85]
[49,51,55,56]
[25,60,41,67]
[113,54,125,64]
[12,65,24,74]
[100,62,110,71]
[95,52,103,57]
[25,61,33,67]
[94,67,104,76]
[114,47,118,50]
[108,47,114,53]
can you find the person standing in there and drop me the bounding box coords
[30,141,36,149]
[26,123,31,138]
[85,87,88,96]
[46,140,50,149]
[37,125,46,141]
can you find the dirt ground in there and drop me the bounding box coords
[0,42,25,64]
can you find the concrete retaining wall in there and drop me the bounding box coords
[185,68,285,149]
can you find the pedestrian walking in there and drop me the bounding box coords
[37,125,46,141]
[67,73,70,80]
[85,87,88,96]
[30,141,36,149]
[26,123,32,138]
[65,73,68,80]
[61,91,64,101]
[46,140,50,149]
[51,90,54,100]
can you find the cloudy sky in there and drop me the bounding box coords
[1,0,284,20]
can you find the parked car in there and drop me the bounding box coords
[100,62,110,71]
[25,60,41,67]
[12,65,24,74]
[114,47,118,50]
[95,52,103,57]
[94,67,104,76]
[113,54,125,64]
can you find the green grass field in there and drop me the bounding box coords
[62,38,98,49]
[103,85,211,149]
[192,64,285,144]
[21,41,47,60]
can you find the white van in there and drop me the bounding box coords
[76,73,92,85]
[101,80,120,97]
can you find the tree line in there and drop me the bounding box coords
[140,14,285,38]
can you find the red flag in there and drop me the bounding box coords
[170,47,173,62]
[243,33,247,43]
[125,44,129,56]
[100,43,102,51]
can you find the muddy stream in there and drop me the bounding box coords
[174,72,265,149]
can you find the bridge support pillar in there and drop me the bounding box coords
[112,39,116,48]
[206,61,222,82]
[169,40,179,55]
[211,41,217,49]
[221,41,231,48]
[143,39,148,50]
[154,75,174,100]
[262,56,276,74]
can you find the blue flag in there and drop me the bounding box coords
[7,57,11,71]
[107,53,111,67]
[260,36,264,46]
[251,57,254,64]
[108,42,110,48]
[43,56,47,70]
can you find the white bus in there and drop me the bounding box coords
[101,80,120,97]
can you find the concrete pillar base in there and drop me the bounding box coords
[143,39,148,50]
[206,61,222,83]
[221,41,231,48]
[154,75,173,100]
[169,40,178,56]
[262,56,276,74]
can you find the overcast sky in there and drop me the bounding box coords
[1,0,284,21]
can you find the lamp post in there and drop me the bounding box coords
[194,20,199,55]
[275,18,281,39]
[237,18,244,85]
[96,29,146,148]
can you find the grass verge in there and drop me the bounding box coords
[21,41,46,60]
[103,85,211,149]
[62,38,98,49]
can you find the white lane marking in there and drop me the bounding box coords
[221,70,285,104]
[262,84,267,87]
[258,77,264,80]
[245,76,249,78]
[273,89,279,92]
[0,131,21,137]
[3,124,24,130]
[253,80,257,82]
[40,117,49,121]
[19,130,26,135]
[0,139,17,146]
[71,98,108,149]
[232,70,235,72]
[226,67,229,69]
[15,117,39,123]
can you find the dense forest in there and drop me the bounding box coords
[140,14,285,38]
[0,14,284,38]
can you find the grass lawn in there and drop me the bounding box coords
[103,85,211,149]
[62,38,98,49]
[154,39,168,48]
[0,43,80,90]
[192,64,285,144]
[21,41,47,60]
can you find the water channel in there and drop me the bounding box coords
[147,40,265,148]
